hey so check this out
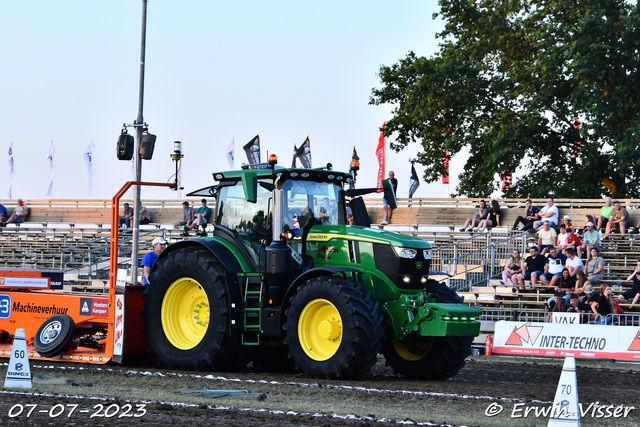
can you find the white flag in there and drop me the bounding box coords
[45,140,54,197]
[226,138,234,169]
[7,143,13,199]
[83,141,95,198]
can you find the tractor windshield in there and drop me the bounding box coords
[281,179,344,232]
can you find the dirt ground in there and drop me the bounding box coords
[1,356,639,426]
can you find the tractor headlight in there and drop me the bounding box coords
[423,249,432,259]
[392,247,417,259]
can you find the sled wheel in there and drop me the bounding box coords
[33,314,76,358]
[381,280,472,379]
[284,276,383,379]
[142,246,246,371]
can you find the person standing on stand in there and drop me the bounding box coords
[381,171,397,225]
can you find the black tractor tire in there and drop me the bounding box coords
[381,280,472,379]
[33,314,76,358]
[284,276,383,379]
[142,247,247,371]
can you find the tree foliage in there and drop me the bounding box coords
[370,0,640,198]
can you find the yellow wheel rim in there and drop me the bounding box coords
[298,299,342,361]
[161,278,210,350]
[392,338,434,361]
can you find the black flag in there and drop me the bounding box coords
[291,144,298,168]
[243,135,260,166]
[295,136,312,168]
[348,146,360,190]
[408,163,420,198]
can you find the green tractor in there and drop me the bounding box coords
[143,158,481,379]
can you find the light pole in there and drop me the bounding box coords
[131,0,148,284]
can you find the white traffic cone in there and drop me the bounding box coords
[548,357,580,426]
[4,328,32,389]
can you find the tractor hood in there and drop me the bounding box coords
[306,225,432,249]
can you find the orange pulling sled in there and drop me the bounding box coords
[0,181,174,364]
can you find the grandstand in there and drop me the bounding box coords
[1,197,640,321]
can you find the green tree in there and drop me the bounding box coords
[370,0,640,198]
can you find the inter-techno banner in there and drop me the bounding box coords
[493,320,640,361]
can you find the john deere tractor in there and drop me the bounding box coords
[143,157,481,379]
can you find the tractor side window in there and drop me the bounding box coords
[215,181,272,267]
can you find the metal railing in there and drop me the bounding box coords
[480,310,640,326]
[59,229,165,279]
[432,231,528,291]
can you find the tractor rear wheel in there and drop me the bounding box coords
[381,280,472,379]
[284,276,382,379]
[33,314,76,358]
[142,247,246,371]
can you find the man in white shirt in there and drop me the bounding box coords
[533,197,559,230]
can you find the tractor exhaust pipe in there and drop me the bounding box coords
[272,188,284,241]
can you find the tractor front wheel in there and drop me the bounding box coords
[381,280,472,379]
[284,276,382,379]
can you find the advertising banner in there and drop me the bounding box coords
[493,321,640,361]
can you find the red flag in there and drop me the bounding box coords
[442,149,450,184]
[375,122,386,193]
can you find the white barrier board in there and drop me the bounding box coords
[493,321,640,360]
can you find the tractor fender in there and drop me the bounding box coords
[150,238,247,319]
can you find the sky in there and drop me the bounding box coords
[0,1,466,201]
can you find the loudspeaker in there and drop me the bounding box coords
[140,134,156,160]
[117,134,134,160]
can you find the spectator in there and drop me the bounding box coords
[547,291,568,322]
[187,199,211,236]
[545,269,575,309]
[564,248,584,290]
[139,205,151,225]
[619,260,640,311]
[564,228,583,258]
[539,246,567,291]
[568,293,590,313]
[537,219,557,255]
[556,225,568,252]
[0,203,7,223]
[118,203,133,228]
[174,201,195,236]
[582,247,605,290]
[1,198,29,226]
[318,197,334,225]
[380,171,398,225]
[582,221,601,261]
[557,268,577,296]
[520,246,546,292]
[575,281,595,302]
[477,200,501,232]
[532,197,559,230]
[581,214,597,238]
[561,215,573,229]
[501,249,524,287]
[141,236,167,285]
[460,200,488,232]
[589,285,612,324]
[346,206,355,225]
[603,201,631,238]
[568,293,591,323]
[511,199,540,231]
[596,197,614,231]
